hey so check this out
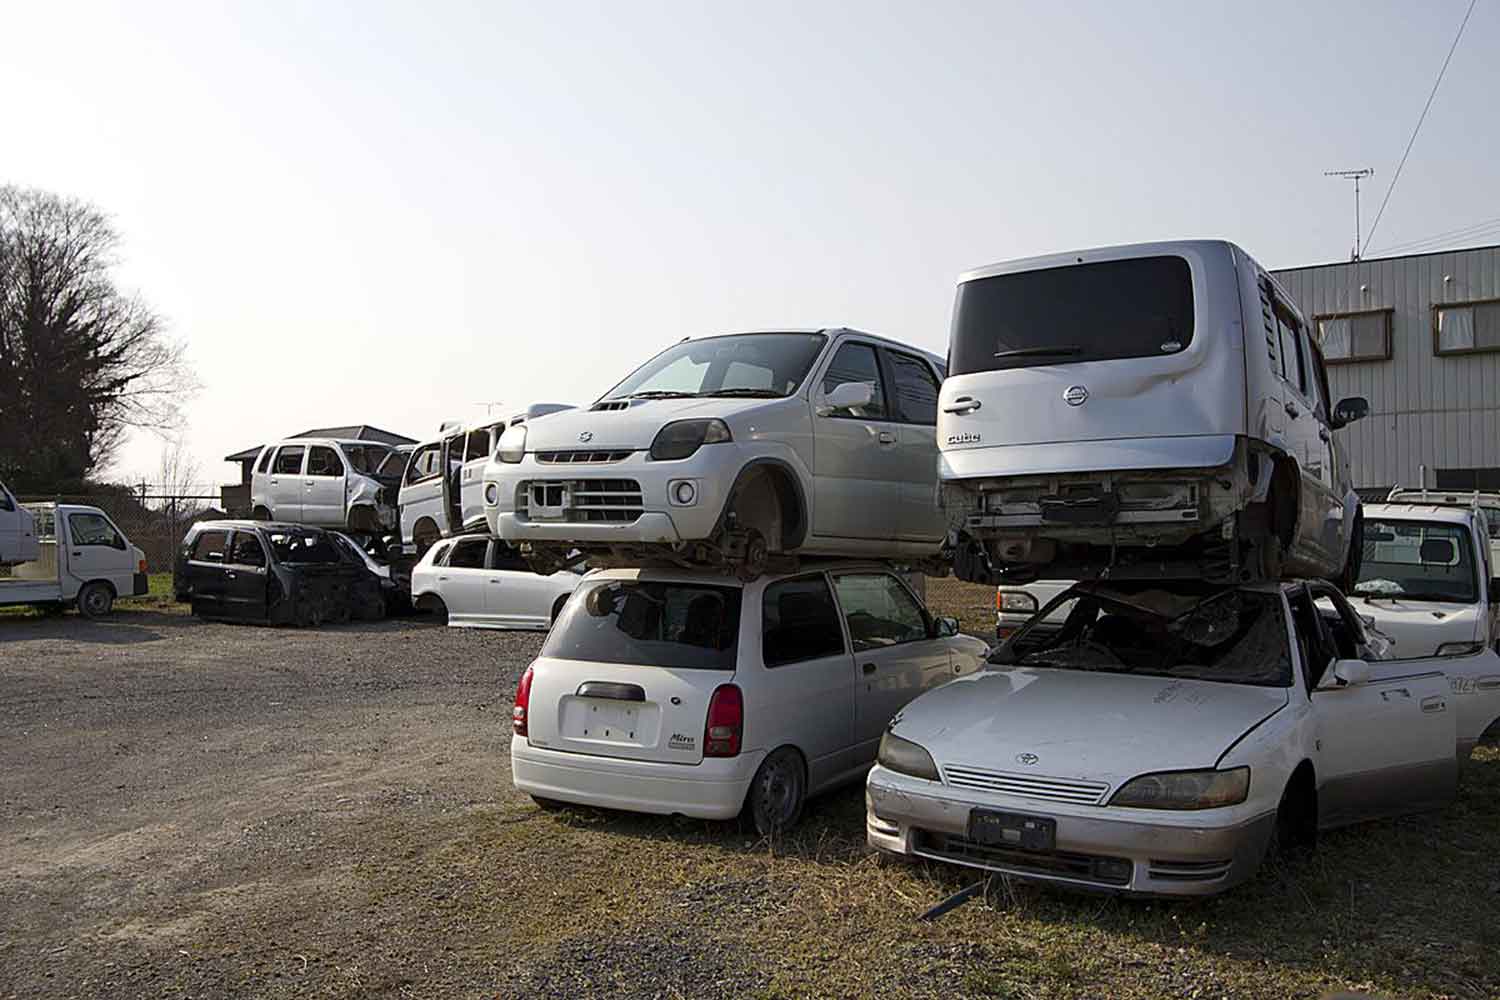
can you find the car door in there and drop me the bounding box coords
[830,570,954,760]
[183,527,231,612]
[268,445,306,521]
[400,442,444,545]
[1273,302,1338,565]
[303,445,346,527]
[222,530,271,619]
[1288,587,1456,827]
[63,512,133,584]
[880,348,947,543]
[437,536,490,623]
[809,341,901,541]
[483,539,551,627]
[460,425,500,530]
[753,573,858,788]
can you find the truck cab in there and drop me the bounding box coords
[0,479,41,567]
[0,503,147,617]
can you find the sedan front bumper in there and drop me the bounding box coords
[866,765,1276,897]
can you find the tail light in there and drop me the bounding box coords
[703,684,743,757]
[138,559,148,574]
[513,665,534,737]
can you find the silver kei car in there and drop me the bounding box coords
[483,329,950,577]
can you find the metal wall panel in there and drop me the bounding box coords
[1272,245,1500,490]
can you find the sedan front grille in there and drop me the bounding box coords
[535,450,632,465]
[522,479,644,523]
[942,765,1109,806]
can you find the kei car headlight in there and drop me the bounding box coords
[497,424,527,464]
[1108,767,1249,810]
[877,731,941,781]
[649,419,732,461]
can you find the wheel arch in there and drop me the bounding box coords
[720,458,810,551]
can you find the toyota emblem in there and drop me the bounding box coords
[1062,385,1088,406]
[578,431,594,443]
[1016,752,1040,766]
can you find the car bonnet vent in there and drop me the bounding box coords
[591,400,632,412]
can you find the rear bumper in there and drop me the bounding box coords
[133,572,149,597]
[940,433,1238,482]
[511,737,763,820]
[866,765,1275,897]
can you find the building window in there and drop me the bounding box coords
[1435,467,1500,491]
[1434,299,1500,356]
[1315,309,1391,363]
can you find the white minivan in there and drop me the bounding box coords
[939,240,1369,588]
[250,438,401,533]
[510,562,989,833]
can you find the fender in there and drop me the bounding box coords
[714,454,812,551]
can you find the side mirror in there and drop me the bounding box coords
[818,381,875,416]
[1323,658,1370,689]
[933,615,960,638]
[1331,396,1369,429]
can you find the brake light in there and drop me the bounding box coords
[513,665,534,737]
[703,684,743,757]
[138,559,148,574]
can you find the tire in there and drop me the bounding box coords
[428,597,449,625]
[531,795,568,812]
[76,581,114,619]
[1268,770,1317,857]
[252,506,272,522]
[741,747,807,836]
[550,595,568,626]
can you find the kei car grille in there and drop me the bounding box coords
[523,479,644,523]
[535,450,632,464]
[915,830,1132,887]
[942,765,1110,806]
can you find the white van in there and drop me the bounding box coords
[0,503,148,617]
[939,240,1369,587]
[0,479,41,566]
[249,438,401,533]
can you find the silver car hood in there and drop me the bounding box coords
[892,668,1288,789]
[519,397,788,452]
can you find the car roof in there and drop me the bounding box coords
[957,239,1242,285]
[582,559,917,591]
[685,328,946,371]
[1363,502,1476,524]
[191,520,325,533]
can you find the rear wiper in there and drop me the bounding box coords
[993,346,1083,360]
[701,388,784,398]
[627,390,699,399]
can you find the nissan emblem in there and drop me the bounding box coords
[1062,385,1088,406]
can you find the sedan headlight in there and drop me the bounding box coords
[497,424,527,464]
[1109,767,1249,810]
[649,419,732,461]
[1436,641,1484,657]
[996,590,1038,613]
[877,730,940,781]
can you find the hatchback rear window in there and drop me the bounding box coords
[949,255,1194,375]
[543,580,742,670]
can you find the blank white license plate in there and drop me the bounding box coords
[562,700,645,742]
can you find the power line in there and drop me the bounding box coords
[1369,215,1500,256]
[1360,0,1479,256]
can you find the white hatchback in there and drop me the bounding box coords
[510,563,989,833]
[410,535,581,630]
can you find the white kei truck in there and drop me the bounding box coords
[0,483,148,618]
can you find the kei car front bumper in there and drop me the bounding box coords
[865,765,1276,897]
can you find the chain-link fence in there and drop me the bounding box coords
[17,488,221,572]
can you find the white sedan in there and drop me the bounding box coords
[867,578,1500,897]
[410,535,580,630]
[510,562,990,834]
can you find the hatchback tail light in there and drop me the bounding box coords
[138,559,148,574]
[513,665,534,737]
[703,684,743,757]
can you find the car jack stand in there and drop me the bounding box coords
[918,875,998,922]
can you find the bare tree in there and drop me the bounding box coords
[0,185,196,491]
[155,435,204,542]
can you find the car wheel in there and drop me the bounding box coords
[428,596,449,625]
[252,506,272,521]
[741,747,806,836]
[76,581,114,619]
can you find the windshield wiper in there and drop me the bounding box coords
[993,346,1083,360]
[700,388,784,398]
[626,390,699,400]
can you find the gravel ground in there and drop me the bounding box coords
[2,606,1497,1000]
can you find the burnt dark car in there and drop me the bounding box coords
[174,521,386,625]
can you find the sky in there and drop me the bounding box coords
[2,0,1497,489]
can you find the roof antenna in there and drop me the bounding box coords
[1325,168,1375,261]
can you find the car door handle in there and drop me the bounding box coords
[269,478,279,485]
[438,575,449,582]
[862,662,877,675]
[877,431,896,444]
[943,396,981,414]
[1285,401,1300,418]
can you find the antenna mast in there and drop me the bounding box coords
[1325,168,1375,260]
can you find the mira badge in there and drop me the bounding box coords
[1062,385,1089,406]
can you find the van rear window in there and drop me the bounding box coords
[542,580,742,671]
[949,255,1194,376]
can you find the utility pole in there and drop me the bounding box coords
[1325,168,1374,260]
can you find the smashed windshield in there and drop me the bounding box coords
[991,586,1291,687]
[542,580,742,670]
[1354,519,1477,604]
[603,333,827,400]
[343,444,392,476]
[266,531,341,565]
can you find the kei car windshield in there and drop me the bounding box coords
[993,586,1291,687]
[949,255,1195,375]
[343,444,392,475]
[266,531,342,565]
[541,579,742,670]
[1353,519,1478,604]
[602,333,827,400]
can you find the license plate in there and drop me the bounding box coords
[563,700,643,742]
[968,809,1056,850]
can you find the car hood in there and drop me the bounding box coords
[891,668,1287,790]
[1351,598,1483,657]
[515,397,789,452]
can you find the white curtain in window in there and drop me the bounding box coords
[1438,306,1475,352]
[1318,317,1351,359]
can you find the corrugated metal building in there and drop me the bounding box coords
[1273,244,1500,496]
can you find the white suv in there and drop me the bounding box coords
[483,329,949,576]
